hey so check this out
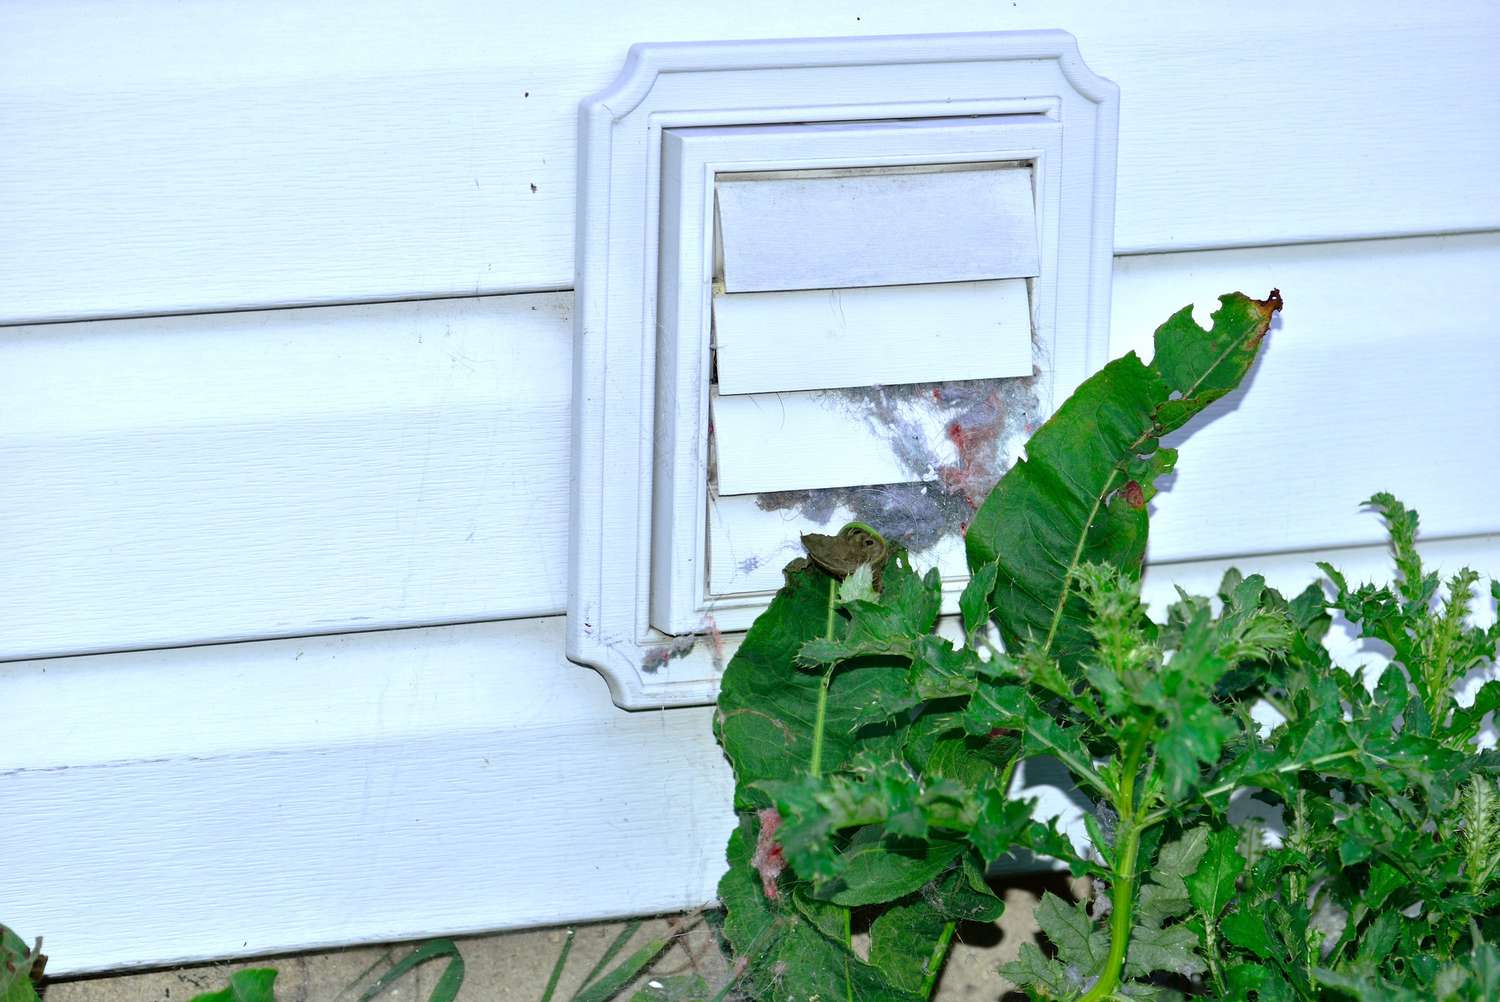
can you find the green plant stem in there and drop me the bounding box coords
[1080,822,1142,1002]
[1201,909,1227,997]
[919,922,958,999]
[997,756,1020,799]
[809,669,833,776]
[1079,729,1152,1002]
[808,577,838,777]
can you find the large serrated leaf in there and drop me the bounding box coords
[1002,942,1084,999]
[818,831,963,907]
[1033,892,1110,976]
[965,291,1280,666]
[1125,922,1206,980]
[1136,828,1210,928]
[715,557,912,802]
[1185,826,1245,920]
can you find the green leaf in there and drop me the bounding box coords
[789,885,854,944]
[1224,963,1295,1002]
[838,562,879,604]
[1083,811,1115,868]
[715,566,841,798]
[964,352,1163,666]
[1125,922,1206,980]
[0,927,43,1002]
[819,832,964,906]
[0,972,37,1002]
[757,753,985,886]
[1464,940,1500,999]
[189,970,280,1002]
[1002,943,1085,999]
[1312,966,1423,1002]
[927,854,1006,923]
[1363,862,1406,912]
[718,827,923,1002]
[965,291,1280,667]
[1451,680,1500,745]
[868,897,950,994]
[1220,907,1277,961]
[1034,892,1109,977]
[967,675,1107,796]
[799,560,943,667]
[1353,911,1402,969]
[1186,827,1245,920]
[968,791,1036,864]
[1136,828,1210,928]
[1150,293,1279,428]
[959,560,999,644]
[716,559,912,803]
[1017,819,1106,877]
[0,975,38,1002]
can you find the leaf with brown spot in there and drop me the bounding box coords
[964,291,1280,667]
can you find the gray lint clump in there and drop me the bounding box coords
[756,374,1040,553]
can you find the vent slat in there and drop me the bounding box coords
[714,279,1033,395]
[716,164,1039,292]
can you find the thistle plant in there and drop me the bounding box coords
[712,290,1500,1000]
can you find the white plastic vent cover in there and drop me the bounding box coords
[571,31,1118,708]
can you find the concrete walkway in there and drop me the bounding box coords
[44,875,1073,1002]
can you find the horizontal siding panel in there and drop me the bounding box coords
[3,233,1497,661]
[714,280,1034,395]
[0,2,1497,323]
[0,293,573,661]
[1113,232,1500,564]
[0,617,731,975]
[7,533,1495,974]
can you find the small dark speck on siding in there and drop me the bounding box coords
[530,183,538,193]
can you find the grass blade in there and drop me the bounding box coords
[356,939,465,1002]
[576,920,641,991]
[570,937,671,1002]
[539,929,576,1002]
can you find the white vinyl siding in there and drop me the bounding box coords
[2,2,1496,323]
[5,233,1494,662]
